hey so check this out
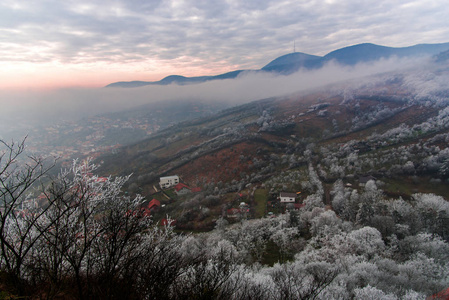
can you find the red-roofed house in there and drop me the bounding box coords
[174,183,191,195]
[294,203,305,210]
[191,187,202,193]
[140,199,161,216]
[227,208,240,218]
[147,199,160,210]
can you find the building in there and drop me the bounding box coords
[159,175,179,189]
[174,183,191,195]
[279,192,297,203]
[139,199,161,216]
[227,208,240,218]
[358,175,377,187]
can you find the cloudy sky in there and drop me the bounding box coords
[1,0,449,90]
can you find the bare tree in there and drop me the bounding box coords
[35,159,151,299]
[135,226,189,299]
[0,138,55,294]
[270,260,339,300]
[172,246,240,300]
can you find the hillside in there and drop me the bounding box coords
[97,60,449,230]
[16,99,230,165]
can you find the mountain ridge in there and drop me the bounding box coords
[106,42,449,87]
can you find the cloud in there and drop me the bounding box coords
[1,0,448,84]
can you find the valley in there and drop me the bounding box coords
[95,66,449,231]
[3,0,449,296]
[2,43,449,299]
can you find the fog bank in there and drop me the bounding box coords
[0,56,434,137]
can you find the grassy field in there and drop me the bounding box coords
[383,175,449,199]
[254,189,268,218]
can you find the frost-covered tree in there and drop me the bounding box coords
[269,259,339,300]
[330,180,345,214]
[353,285,398,300]
[0,139,55,293]
[270,222,302,263]
[310,210,342,237]
[33,159,152,298]
[341,189,360,222]
[356,180,383,226]
[348,227,385,259]
[172,244,240,299]
[413,193,449,240]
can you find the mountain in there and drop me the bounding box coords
[106,42,449,87]
[261,52,322,73]
[323,42,449,65]
[106,70,247,88]
[434,49,449,63]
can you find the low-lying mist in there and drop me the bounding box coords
[0,56,438,139]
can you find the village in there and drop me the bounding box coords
[143,175,307,227]
[21,115,159,162]
[134,172,383,232]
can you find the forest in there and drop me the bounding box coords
[1,137,448,299]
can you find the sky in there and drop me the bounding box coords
[1,0,449,90]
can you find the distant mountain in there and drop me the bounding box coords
[323,42,449,65]
[434,49,449,63]
[261,52,322,73]
[106,42,449,87]
[106,70,247,88]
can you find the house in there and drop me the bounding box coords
[139,199,161,216]
[159,175,179,189]
[147,199,161,211]
[174,183,191,195]
[191,187,202,193]
[239,202,250,213]
[279,192,297,203]
[227,208,240,218]
[294,203,305,210]
[358,175,377,187]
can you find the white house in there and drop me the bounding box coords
[159,175,179,189]
[279,192,296,203]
